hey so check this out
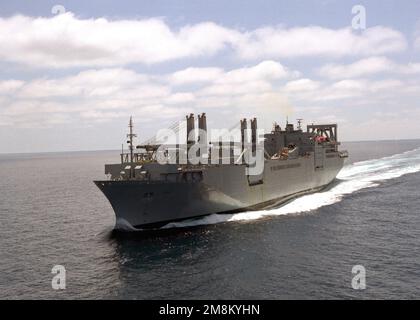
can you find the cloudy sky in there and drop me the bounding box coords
[0,0,419,153]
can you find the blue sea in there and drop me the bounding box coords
[0,140,420,299]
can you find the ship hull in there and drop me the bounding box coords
[94,155,344,229]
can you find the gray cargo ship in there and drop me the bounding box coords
[94,113,348,229]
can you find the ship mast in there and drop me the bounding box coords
[127,116,137,178]
[297,118,303,130]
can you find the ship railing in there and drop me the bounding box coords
[124,143,251,165]
[120,151,156,164]
[121,142,270,166]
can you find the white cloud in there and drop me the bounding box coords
[368,79,404,92]
[169,67,224,85]
[0,13,238,68]
[17,68,166,99]
[319,57,420,79]
[3,100,67,116]
[195,60,296,96]
[216,60,294,83]
[415,21,420,50]
[284,79,321,92]
[0,13,408,68]
[281,77,408,103]
[198,80,273,96]
[319,78,404,101]
[319,57,394,79]
[399,62,420,74]
[0,61,296,127]
[1,61,418,131]
[235,26,406,60]
[0,80,25,94]
[154,60,296,102]
[339,108,420,141]
[163,92,196,104]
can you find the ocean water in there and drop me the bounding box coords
[0,140,420,299]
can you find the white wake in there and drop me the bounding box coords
[162,147,420,229]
